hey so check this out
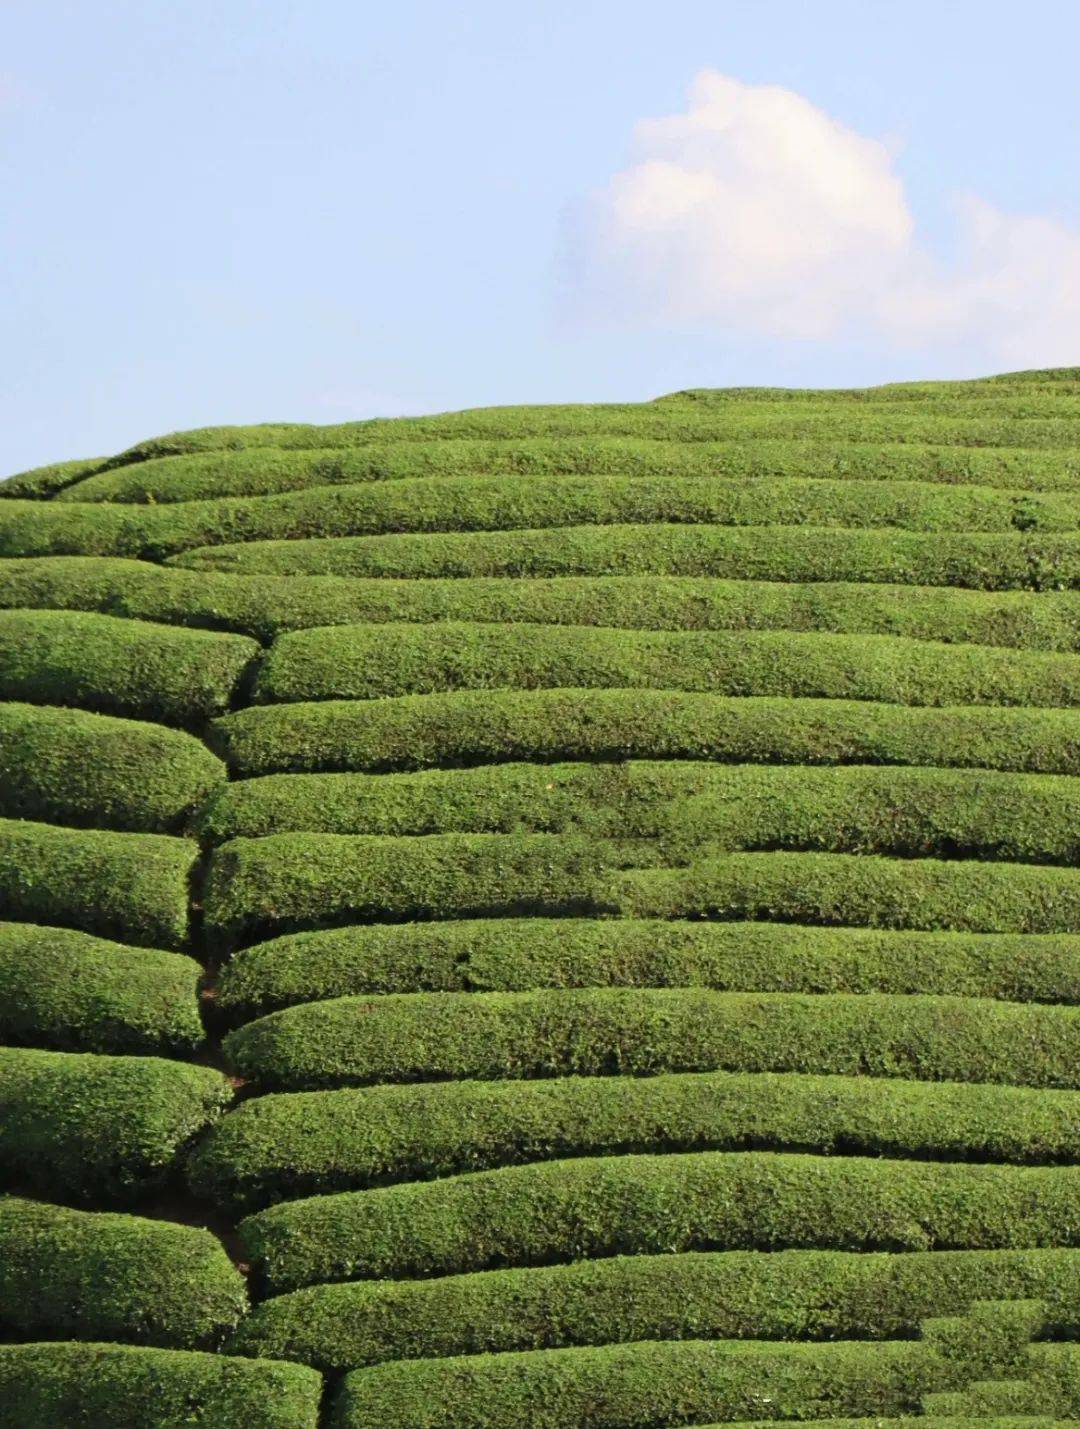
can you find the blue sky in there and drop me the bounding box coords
[3,0,1078,472]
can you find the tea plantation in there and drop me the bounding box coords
[3,369,1080,1426]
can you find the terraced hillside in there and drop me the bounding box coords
[3,368,1080,1427]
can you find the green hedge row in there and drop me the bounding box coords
[0,700,224,831]
[223,987,1080,1093]
[0,1196,245,1348]
[189,1069,1080,1214]
[0,1343,322,1429]
[237,1150,1080,1285]
[0,818,195,949]
[0,1048,230,1202]
[229,1246,1080,1368]
[167,524,1080,588]
[707,1423,1063,1428]
[203,832,606,950]
[57,436,1080,504]
[0,454,106,500]
[4,558,1078,650]
[921,1295,1047,1384]
[70,391,1080,456]
[200,760,1080,867]
[670,763,1080,865]
[214,919,1080,1023]
[206,837,1080,947]
[672,369,1080,392]
[617,850,1080,934]
[11,473,1080,559]
[0,608,258,726]
[0,922,202,1055]
[328,1336,949,1428]
[1029,1345,1080,1417]
[328,1337,1080,1428]
[252,622,1080,708]
[912,1340,1080,1419]
[212,692,1080,780]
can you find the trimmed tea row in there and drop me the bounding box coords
[5,558,1078,648]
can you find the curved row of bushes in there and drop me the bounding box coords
[188,1069,1080,1213]
[252,623,1080,708]
[204,836,1080,948]
[0,1343,322,1429]
[215,919,1080,1023]
[719,1423,1067,1428]
[0,818,195,949]
[203,832,606,950]
[328,1335,947,1428]
[616,850,1080,934]
[235,1151,1080,1285]
[168,524,1080,588]
[230,1246,1080,1367]
[9,474,1080,561]
[200,759,684,840]
[0,1047,230,1202]
[327,1335,1080,1429]
[5,558,1078,649]
[0,700,224,831]
[201,760,1080,866]
[0,1196,245,1348]
[0,608,258,725]
[0,453,105,500]
[222,988,1080,1093]
[66,392,1080,455]
[0,922,202,1054]
[213,692,1080,779]
[58,435,1080,504]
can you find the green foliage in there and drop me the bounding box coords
[55,435,1080,504]
[327,1335,951,1428]
[168,523,1080,588]
[699,1423,1062,1428]
[215,685,1080,788]
[0,1047,230,1202]
[717,1422,1069,1428]
[918,1339,1080,1418]
[212,692,1080,779]
[922,1297,1047,1382]
[237,1150,1080,1285]
[0,1196,246,1347]
[4,557,1078,649]
[216,918,1080,1023]
[190,1069,1080,1214]
[0,1343,322,1429]
[206,837,1080,948]
[617,849,1080,933]
[0,817,195,949]
[222,987,1080,1092]
[252,621,1080,707]
[0,700,224,831]
[1026,1343,1080,1416]
[9,472,1080,560]
[0,922,202,1054]
[0,454,106,499]
[203,831,606,950]
[63,386,1080,460]
[200,759,1080,867]
[229,1246,1080,1368]
[0,608,258,726]
[6,374,1080,1406]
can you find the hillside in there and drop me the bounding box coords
[2,369,1080,1427]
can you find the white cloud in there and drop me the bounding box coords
[578,71,1080,365]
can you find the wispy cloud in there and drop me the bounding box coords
[573,71,1080,365]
